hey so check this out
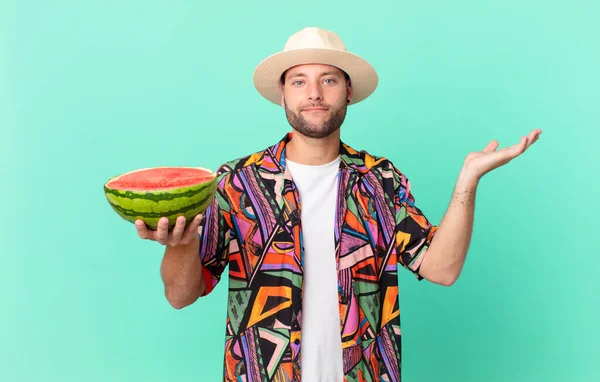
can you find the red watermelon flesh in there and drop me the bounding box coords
[107,167,215,191]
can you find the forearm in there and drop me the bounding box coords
[160,235,206,309]
[421,169,479,285]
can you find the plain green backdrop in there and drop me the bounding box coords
[2,0,598,381]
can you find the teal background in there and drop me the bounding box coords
[2,0,598,381]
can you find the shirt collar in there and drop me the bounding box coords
[257,132,367,175]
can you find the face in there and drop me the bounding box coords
[280,64,352,139]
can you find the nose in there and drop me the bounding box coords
[307,82,323,102]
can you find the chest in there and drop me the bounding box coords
[227,165,398,276]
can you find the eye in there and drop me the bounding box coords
[292,80,304,86]
[323,78,336,84]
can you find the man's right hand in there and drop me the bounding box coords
[135,214,204,247]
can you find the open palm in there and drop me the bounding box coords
[464,128,542,179]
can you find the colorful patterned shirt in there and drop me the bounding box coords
[198,132,438,382]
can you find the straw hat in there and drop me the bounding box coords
[253,27,378,106]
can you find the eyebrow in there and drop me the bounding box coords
[286,71,343,79]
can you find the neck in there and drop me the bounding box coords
[285,129,341,165]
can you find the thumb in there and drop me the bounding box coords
[482,140,499,153]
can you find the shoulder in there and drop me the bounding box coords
[354,147,406,180]
[353,147,412,198]
[215,147,268,180]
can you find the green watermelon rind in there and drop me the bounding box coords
[103,167,218,230]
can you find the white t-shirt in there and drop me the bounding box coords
[286,155,343,382]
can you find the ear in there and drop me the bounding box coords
[279,76,286,107]
[346,82,353,103]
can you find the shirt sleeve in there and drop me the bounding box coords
[198,169,236,296]
[393,166,438,281]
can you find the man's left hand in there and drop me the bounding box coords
[461,128,542,182]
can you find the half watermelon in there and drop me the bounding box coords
[104,166,217,230]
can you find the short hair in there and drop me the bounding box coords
[280,68,351,86]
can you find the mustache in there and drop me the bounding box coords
[300,103,330,111]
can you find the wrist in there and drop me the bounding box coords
[457,168,480,190]
[167,234,200,253]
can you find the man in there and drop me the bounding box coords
[135,27,541,381]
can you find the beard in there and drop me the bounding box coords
[283,99,347,139]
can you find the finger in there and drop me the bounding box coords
[523,129,542,149]
[482,140,499,153]
[528,130,538,139]
[525,136,535,150]
[182,213,204,243]
[526,131,536,148]
[510,136,528,154]
[156,217,170,245]
[135,219,154,240]
[171,216,186,243]
[498,136,526,156]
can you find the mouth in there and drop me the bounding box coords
[301,107,328,112]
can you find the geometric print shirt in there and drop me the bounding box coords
[198,132,438,382]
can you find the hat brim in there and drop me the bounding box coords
[253,48,378,106]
